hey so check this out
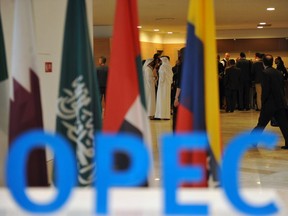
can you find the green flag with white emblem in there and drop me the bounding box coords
[56,0,102,186]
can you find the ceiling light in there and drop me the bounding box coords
[259,22,266,25]
[257,26,264,29]
[266,7,275,11]
[137,26,142,29]
[153,29,159,32]
[167,32,173,34]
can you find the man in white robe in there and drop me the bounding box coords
[155,56,173,119]
[143,58,157,118]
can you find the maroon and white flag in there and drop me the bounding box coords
[9,0,48,186]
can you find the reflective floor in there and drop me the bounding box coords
[150,110,288,194]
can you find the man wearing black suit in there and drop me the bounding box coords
[96,56,109,102]
[252,54,288,149]
[224,59,241,112]
[236,52,252,110]
[251,53,264,111]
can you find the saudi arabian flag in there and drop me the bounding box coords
[0,12,9,186]
[56,0,102,186]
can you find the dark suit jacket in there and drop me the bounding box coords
[224,66,241,90]
[251,61,264,84]
[96,65,108,88]
[236,58,252,83]
[262,66,287,110]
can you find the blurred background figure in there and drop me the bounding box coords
[275,56,288,80]
[155,56,173,120]
[224,59,241,113]
[275,56,288,106]
[143,58,158,119]
[251,53,264,111]
[218,54,225,109]
[252,54,288,150]
[236,52,252,111]
[96,56,109,116]
[173,47,185,131]
[220,52,230,109]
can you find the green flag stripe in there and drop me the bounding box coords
[0,13,8,81]
[136,55,146,109]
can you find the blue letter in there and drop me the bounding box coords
[161,132,208,215]
[95,133,150,214]
[221,131,279,215]
[6,130,77,213]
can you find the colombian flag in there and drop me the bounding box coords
[176,0,222,187]
[103,0,152,183]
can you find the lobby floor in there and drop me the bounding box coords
[45,109,288,204]
[149,109,288,193]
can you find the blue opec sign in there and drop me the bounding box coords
[5,130,279,215]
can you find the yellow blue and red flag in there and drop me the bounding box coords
[176,0,222,187]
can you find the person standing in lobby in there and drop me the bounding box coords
[173,47,185,130]
[143,58,159,119]
[275,56,288,80]
[252,54,288,149]
[220,52,230,109]
[96,56,109,115]
[251,53,264,111]
[224,59,241,113]
[221,52,230,69]
[218,54,225,109]
[237,52,252,110]
[155,56,173,120]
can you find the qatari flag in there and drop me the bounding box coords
[9,0,48,186]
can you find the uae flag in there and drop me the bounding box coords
[56,0,102,186]
[176,0,222,187]
[0,12,9,186]
[103,0,152,184]
[9,0,48,186]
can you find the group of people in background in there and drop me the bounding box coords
[219,52,288,149]
[96,51,288,150]
[218,52,288,113]
[96,53,175,121]
[142,54,174,120]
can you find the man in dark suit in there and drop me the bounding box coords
[252,54,288,149]
[236,52,252,110]
[96,56,109,102]
[173,47,185,131]
[224,59,241,112]
[251,53,264,111]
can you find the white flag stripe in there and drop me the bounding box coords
[11,0,38,97]
[125,95,155,186]
[125,95,152,150]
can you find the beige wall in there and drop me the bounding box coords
[94,38,111,66]
[140,42,163,61]
[141,42,185,66]
[93,37,288,68]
